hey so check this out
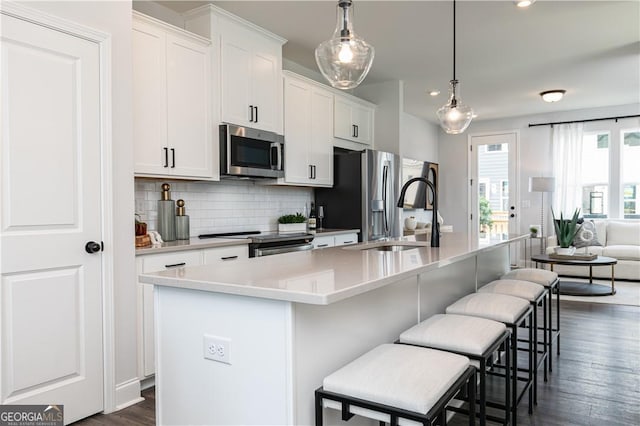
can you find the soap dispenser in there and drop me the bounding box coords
[157,183,176,241]
[175,199,190,240]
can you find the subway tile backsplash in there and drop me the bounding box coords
[135,179,313,237]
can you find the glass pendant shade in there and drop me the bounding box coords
[315,0,374,90]
[437,80,474,134]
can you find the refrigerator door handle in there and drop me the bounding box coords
[382,164,389,236]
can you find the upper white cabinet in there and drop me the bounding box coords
[334,95,375,146]
[133,12,216,179]
[282,72,333,187]
[184,5,286,134]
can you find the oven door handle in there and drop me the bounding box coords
[255,242,314,257]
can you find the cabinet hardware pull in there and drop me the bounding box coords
[355,125,359,138]
[254,106,258,123]
[163,147,169,168]
[309,165,313,179]
[221,255,238,260]
[352,124,356,138]
[171,148,175,168]
[249,105,254,122]
[317,244,329,248]
[164,262,186,268]
[342,241,354,244]
[313,165,316,179]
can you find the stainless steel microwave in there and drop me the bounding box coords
[219,124,284,178]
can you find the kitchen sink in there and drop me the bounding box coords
[371,245,420,252]
[343,241,429,252]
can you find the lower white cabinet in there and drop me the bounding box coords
[137,244,248,378]
[334,233,358,246]
[311,235,335,249]
[312,232,358,249]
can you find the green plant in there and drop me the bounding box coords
[278,213,306,224]
[479,197,493,232]
[552,208,581,248]
[529,226,538,234]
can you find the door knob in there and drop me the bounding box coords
[85,241,102,254]
[510,213,515,218]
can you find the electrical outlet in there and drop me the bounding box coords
[203,334,231,364]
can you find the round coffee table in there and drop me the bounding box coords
[530,254,617,296]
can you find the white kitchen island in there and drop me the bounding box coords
[140,233,526,425]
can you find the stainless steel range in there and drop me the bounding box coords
[199,231,314,257]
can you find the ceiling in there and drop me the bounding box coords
[156,1,640,123]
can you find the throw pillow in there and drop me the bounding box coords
[573,220,602,248]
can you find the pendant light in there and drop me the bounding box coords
[315,0,374,90]
[437,0,474,134]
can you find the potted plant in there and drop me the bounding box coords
[551,208,581,255]
[529,226,538,238]
[278,213,307,233]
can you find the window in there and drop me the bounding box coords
[486,143,507,152]
[578,126,639,219]
[581,133,609,218]
[622,131,640,218]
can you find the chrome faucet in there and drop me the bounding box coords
[397,177,440,247]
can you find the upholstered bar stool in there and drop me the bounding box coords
[477,279,548,405]
[502,268,560,371]
[446,293,533,426]
[398,314,512,426]
[315,344,477,426]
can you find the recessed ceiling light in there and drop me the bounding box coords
[514,0,536,7]
[540,90,566,103]
[428,90,440,97]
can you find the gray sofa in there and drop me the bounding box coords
[545,220,640,281]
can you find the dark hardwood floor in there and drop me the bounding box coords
[73,300,640,425]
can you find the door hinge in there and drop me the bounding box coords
[470,214,473,220]
[470,178,473,186]
[470,145,473,152]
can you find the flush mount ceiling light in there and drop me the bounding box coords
[437,0,474,134]
[514,0,536,7]
[315,0,375,90]
[540,90,566,103]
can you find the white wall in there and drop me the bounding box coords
[439,103,640,236]
[356,80,403,154]
[132,0,183,27]
[21,0,137,410]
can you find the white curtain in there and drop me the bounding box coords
[552,123,584,216]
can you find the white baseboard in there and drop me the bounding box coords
[115,378,143,411]
[140,375,155,391]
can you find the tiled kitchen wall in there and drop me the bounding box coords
[135,179,313,237]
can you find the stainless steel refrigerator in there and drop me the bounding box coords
[315,149,402,242]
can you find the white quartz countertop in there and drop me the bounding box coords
[135,237,251,256]
[140,232,527,304]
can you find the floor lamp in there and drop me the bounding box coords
[529,177,555,253]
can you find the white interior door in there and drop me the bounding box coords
[1,12,104,423]
[469,132,519,253]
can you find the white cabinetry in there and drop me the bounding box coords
[184,5,286,134]
[334,95,374,145]
[334,233,358,246]
[133,12,215,179]
[282,72,333,187]
[312,232,358,249]
[137,244,248,378]
[311,235,335,249]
